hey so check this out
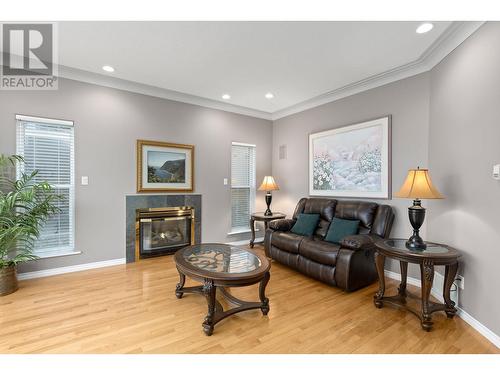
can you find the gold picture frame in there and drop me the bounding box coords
[136,139,194,193]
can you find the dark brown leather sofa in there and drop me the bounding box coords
[264,197,394,291]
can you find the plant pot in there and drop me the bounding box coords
[0,265,19,296]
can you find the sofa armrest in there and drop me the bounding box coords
[268,218,295,232]
[336,235,379,291]
[340,234,378,251]
[335,247,378,291]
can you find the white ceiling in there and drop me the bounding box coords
[53,21,477,119]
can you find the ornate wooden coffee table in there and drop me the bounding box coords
[174,243,271,336]
[373,238,461,331]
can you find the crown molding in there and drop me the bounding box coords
[56,65,273,120]
[55,22,484,122]
[271,21,485,121]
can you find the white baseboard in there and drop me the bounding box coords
[18,258,126,280]
[226,237,264,246]
[16,238,262,281]
[385,270,500,349]
[455,307,500,349]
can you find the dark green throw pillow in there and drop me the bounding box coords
[290,213,320,237]
[325,217,360,244]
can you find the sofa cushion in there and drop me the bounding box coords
[298,238,340,266]
[290,213,320,237]
[370,205,394,237]
[271,231,304,254]
[325,218,360,244]
[293,198,337,238]
[335,200,378,231]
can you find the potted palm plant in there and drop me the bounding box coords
[0,154,60,296]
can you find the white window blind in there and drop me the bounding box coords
[16,115,75,256]
[231,142,256,232]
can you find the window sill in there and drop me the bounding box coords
[35,250,82,260]
[227,228,259,236]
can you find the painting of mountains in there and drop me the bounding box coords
[147,151,186,183]
[137,140,194,192]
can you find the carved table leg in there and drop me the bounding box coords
[443,262,459,318]
[249,217,256,248]
[399,261,408,298]
[202,279,216,336]
[373,251,386,308]
[259,271,270,315]
[175,270,186,299]
[420,259,435,331]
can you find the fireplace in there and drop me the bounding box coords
[135,207,195,260]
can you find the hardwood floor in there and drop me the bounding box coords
[0,245,498,354]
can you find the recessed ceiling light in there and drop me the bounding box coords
[416,23,434,34]
[265,92,274,99]
[102,65,115,72]
[222,94,231,100]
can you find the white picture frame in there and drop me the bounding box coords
[309,116,391,199]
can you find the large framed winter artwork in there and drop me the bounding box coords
[309,116,391,199]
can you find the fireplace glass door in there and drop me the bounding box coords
[140,216,192,257]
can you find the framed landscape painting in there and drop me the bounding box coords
[137,140,194,192]
[309,116,391,199]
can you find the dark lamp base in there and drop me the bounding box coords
[405,199,427,251]
[406,235,427,250]
[264,192,273,216]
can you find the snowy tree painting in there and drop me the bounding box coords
[309,117,391,198]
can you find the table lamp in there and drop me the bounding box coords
[395,167,444,250]
[258,176,279,216]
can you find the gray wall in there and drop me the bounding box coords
[0,78,272,272]
[427,22,500,336]
[272,22,500,337]
[272,73,432,276]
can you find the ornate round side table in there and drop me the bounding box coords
[373,238,461,331]
[249,212,286,248]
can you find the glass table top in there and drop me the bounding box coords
[182,244,261,273]
[384,239,450,254]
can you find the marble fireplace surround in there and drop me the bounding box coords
[126,194,202,262]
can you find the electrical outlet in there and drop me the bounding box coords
[455,275,465,290]
[493,164,500,180]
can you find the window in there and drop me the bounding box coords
[16,115,75,257]
[230,142,256,233]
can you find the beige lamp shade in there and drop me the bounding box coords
[258,176,280,191]
[395,168,444,199]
